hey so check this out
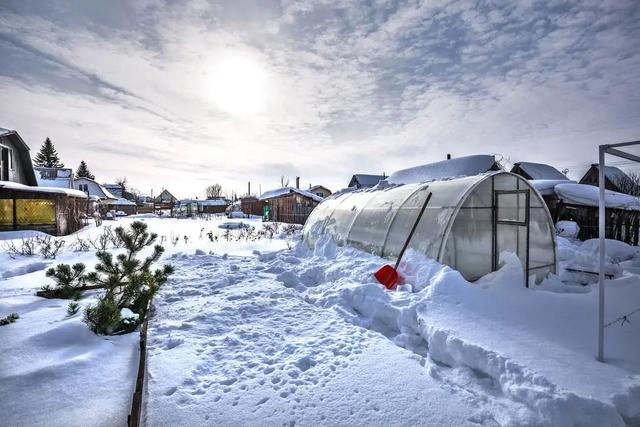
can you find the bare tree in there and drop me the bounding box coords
[614,172,640,196]
[280,176,290,187]
[206,183,223,199]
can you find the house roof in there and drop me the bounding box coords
[587,164,631,184]
[349,174,386,187]
[259,187,324,202]
[0,129,38,186]
[512,162,568,180]
[106,197,136,206]
[103,183,124,198]
[155,189,177,202]
[0,181,87,198]
[198,199,229,206]
[34,167,73,188]
[387,154,500,185]
[74,177,118,200]
[310,185,331,192]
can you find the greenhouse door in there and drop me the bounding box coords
[493,189,530,287]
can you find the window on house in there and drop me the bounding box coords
[1,146,10,181]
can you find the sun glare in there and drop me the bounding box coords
[207,55,268,118]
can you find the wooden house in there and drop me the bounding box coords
[240,196,265,217]
[0,128,37,185]
[103,183,125,198]
[579,164,638,194]
[259,187,323,224]
[309,185,332,198]
[512,160,640,245]
[154,189,177,215]
[74,177,118,200]
[348,174,386,189]
[0,128,87,235]
[199,198,229,214]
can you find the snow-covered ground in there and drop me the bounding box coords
[1,215,639,426]
[0,215,289,427]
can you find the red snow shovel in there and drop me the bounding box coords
[375,191,432,289]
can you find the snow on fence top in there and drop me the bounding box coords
[259,187,324,203]
[515,162,569,180]
[530,179,577,196]
[387,154,499,185]
[554,183,640,210]
[0,181,88,198]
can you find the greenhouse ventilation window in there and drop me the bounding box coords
[303,171,557,286]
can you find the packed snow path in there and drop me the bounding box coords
[144,240,640,426]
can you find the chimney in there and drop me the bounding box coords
[296,176,300,189]
[447,153,451,160]
[248,181,251,197]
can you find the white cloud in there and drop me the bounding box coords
[0,0,638,197]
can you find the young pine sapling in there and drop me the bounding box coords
[83,221,174,335]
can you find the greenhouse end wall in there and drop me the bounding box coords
[303,172,557,285]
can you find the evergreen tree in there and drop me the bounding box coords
[75,160,95,180]
[33,137,64,168]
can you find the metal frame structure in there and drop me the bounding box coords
[494,189,531,287]
[597,140,640,362]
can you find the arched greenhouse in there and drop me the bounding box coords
[303,171,557,285]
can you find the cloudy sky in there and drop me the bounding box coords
[1,0,639,198]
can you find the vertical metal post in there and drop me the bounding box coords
[597,146,606,362]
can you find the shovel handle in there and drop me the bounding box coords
[394,191,432,270]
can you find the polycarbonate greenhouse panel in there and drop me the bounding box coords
[347,185,419,255]
[324,191,377,245]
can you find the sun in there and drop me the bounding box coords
[207,55,269,118]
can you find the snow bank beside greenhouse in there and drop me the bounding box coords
[146,232,640,426]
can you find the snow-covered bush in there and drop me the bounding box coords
[40,263,87,300]
[67,302,80,316]
[37,235,66,259]
[0,313,19,326]
[83,221,174,335]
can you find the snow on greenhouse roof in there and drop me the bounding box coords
[554,183,640,211]
[259,187,324,202]
[514,162,568,180]
[0,181,88,198]
[387,155,500,185]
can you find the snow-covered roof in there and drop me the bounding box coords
[34,167,73,188]
[593,165,631,184]
[73,177,118,200]
[259,187,324,202]
[106,197,136,206]
[554,183,640,211]
[350,174,386,187]
[198,199,229,206]
[513,162,568,180]
[0,181,88,198]
[387,155,500,185]
[530,179,577,196]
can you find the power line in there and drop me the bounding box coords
[604,307,640,328]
